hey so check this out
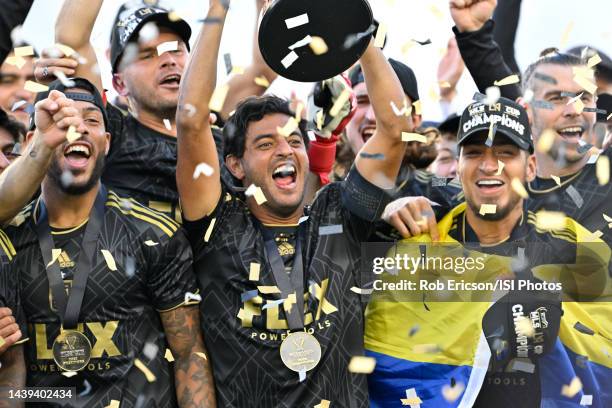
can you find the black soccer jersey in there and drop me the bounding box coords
[183,168,390,408]
[0,229,27,341]
[102,104,227,224]
[5,188,198,408]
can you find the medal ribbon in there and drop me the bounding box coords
[36,186,106,329]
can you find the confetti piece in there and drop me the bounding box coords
[262,299,285,310]
[165,349,174,362]
[442,381,465,403]
[348,356,376,374]
[285,13,309,29]
[607,113,612,121]
[374,23,388,48]
[289,35,313,50]
[193,162,214,179]
[573,75,597,95]
[350,287,374,295]
[537,129,557,153]
[509,360,536,373]
[400,388,422,406]
[559,22,574,48]
[484,86,501,105]
[586,53,602,68]
[66,126,81,143]
[319,224,343,235]
[565,185,584,208]
[412,344,441,354]
[299,370,306,382]
[241,289,259,303]
[0,337,5,348]
[105,401,120,408]
[572,98,585,114]
[55,43,76,57]
[5,56,26,69]
[24,81,49,93]
[47,249,62,268]
[101,250,117,271]
[209,84,229,112]
[195,352,207,360]
[185,291,202,303]
[249,262,260,281]
[281,51,299,69]
[429,4,444,19]
[230,66,245,75]
[402,133,427,143]
[276,117,299,137]
[295,102,304,121]
[580,394,593,406]
[496,160,505,175]
[307,131,316,142]
[61,371,78,378]
[328,89,351,118]
[561,376,582,398]
[162,118,172,130]
[53,70,75,88]
[511,178,529,199]
[439,81,451,89]
[134,358,157,383]
[258,285,281,294]
[254,76,270,88]
[13,45,33,57]
[309,36,328,55]
[596,156,609,185]
[413,100,422,115]
[479,204,497,216]
[494,74,520,87]
[535,211,566,231]
[314,400,331,408]
[603,213,612,229]
[574,321,595,335]
[204,218,216,242]
[245,184,267,205]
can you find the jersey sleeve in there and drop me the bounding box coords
[144,227,200,312]
[0,232,28,344]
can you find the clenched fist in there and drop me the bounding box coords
[449,0,497,33]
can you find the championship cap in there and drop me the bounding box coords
[458,97,533,153]
[110,5,191,72]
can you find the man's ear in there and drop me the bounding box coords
[516,96,534,127]
[112,73,128,97]
[526,153,537,182]
[104,132,111,155]
[225,155,245,181]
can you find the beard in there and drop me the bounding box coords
[125,79,178,119]
[47,154,105,195]
[467,192,522,222]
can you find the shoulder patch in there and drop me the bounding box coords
[0,229,16,260]
[106,191,179,237]
[8,202,34,227]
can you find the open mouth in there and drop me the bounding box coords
[476,179,505,194]
[556,126,584,143]
[272,163,297,190]
[63,143,91,169]
[159,73,181,88]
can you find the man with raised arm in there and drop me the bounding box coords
[176,1,412,406]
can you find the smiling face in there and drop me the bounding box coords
[226,113,309,217]
[458,133,536,221]
[429,138,458,178]
[47,90,110,195]
[528,63,597,164]
[113,28,187,118]
[0,55,36,127]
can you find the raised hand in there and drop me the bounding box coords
[449,0,497,33]
[33,46,79,85]
[33,90,83,150]
[0,308,21,356]
[437,37,465,100]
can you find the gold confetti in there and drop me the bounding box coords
[134,358,157,383]
[254,75,270,88]
[374,23,388,48]
[209,84,230,112]
[195,352,208,360]
[348,356,376,374]
[439,81,451,89]
[249,262,261,281]
[587,53,602,68]
[572,98,585,114]
[535,211,566,231]
[309,36,328,55]
[493,74,520,87]
[14,45,33,57]
[559,22,574,48]
[24,80,49,93]
[561,376,582,398]
[0,337,5,348]
[204,218,216,242]
[429,4,444,19]
[412,343,440,354]
[105,401,120,408]
[413,100,422,115]
[329,89,351,117]
[101,249,117,271]
[295,102,304,121]
[230,66,245,75]
[603,213,612,228]
[401,133,427,143]
[66,125,81,143]
[442,381,465,403]
[588,230,604,240]
[257,285,281,294]
[572,66,594,79]
[400,388,422,406]
[47,248,62,268]
[168,11,183,22]
[496,160,505,175]
[515,316,535,337]
[596,155,609,185]
[511,178,529,199]
[314,400,331,408]
[400,41,416,56]
[573,75,597,95]
[536,129,557,153]
[5,56,26,69]
[165,349,174,362]
[276,117,299,137]
[551,175,561,186]
[479,204,497,216]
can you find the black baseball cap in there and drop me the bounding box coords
[110,5,191,72]
[29,78,108,132]
[349,58,420,104]
[458,97,533,153]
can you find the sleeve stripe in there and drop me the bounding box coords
[106,194,179,234]
[106,201,176,237]
[0,229,16,258]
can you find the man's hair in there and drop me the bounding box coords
[522,47,586,92]
[0,110,26,142]
[223,95,309,158]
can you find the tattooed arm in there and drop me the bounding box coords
[0,345,25,408]
[160,305,216,408]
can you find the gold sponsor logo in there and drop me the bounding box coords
[58,251,74,269]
